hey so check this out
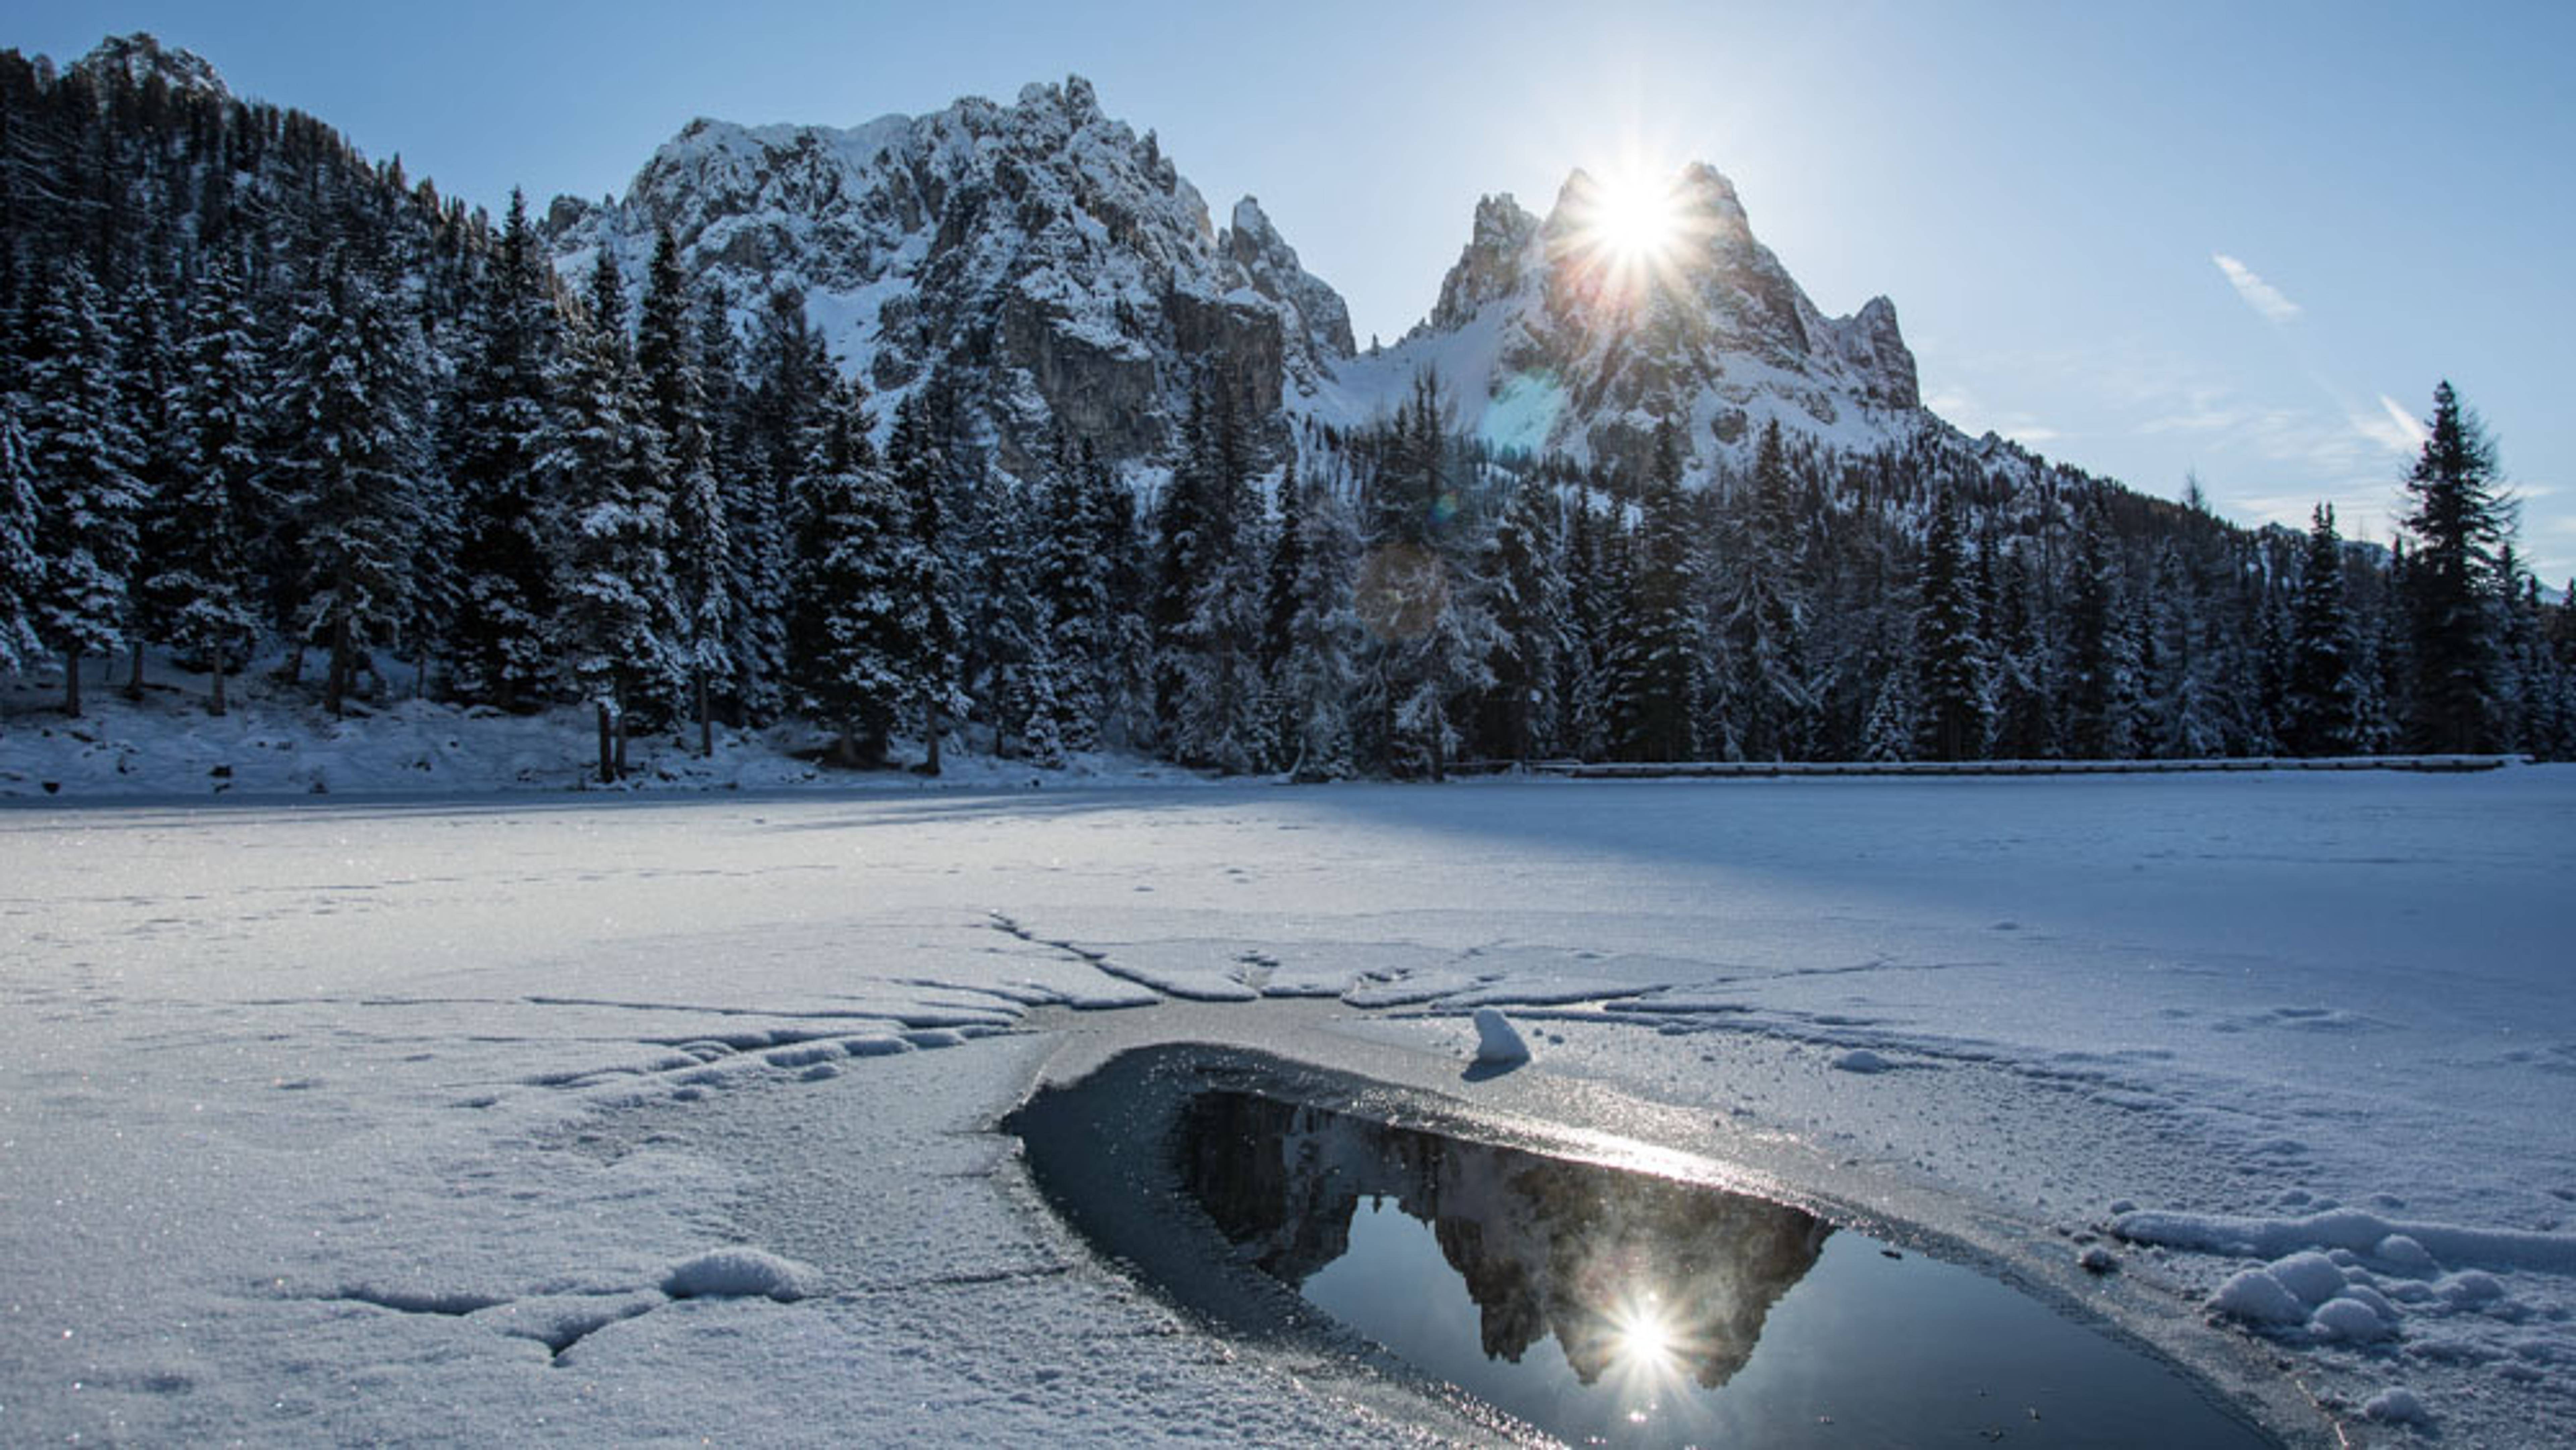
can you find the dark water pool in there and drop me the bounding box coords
[1012,1049,2276,1449]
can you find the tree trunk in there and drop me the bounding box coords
[695,667,713,758]
[324,615,351,717]
[209,641,229,718]
[63,646,82,717]
[922,699,943,776]
[595,702,615,785]
[613,705,630,779]
[126,640,146,700]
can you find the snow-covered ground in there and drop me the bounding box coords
[3,772,2571,1445]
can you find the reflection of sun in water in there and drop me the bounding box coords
[1609,1295,1679,1371]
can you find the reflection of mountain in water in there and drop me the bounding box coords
[1177,1093,1830,1391]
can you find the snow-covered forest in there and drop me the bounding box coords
[4,39,2572,787]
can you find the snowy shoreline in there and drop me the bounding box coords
[2,775,2569,1444]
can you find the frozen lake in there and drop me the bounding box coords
[3,772,2571,1444]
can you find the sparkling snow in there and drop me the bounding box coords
[2,769,2571,1444]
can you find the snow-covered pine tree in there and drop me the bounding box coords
[638,227,732,755]
[1168,376,1268,773]
[2398,381,2511,754]
[445,191,561,713]
[28,258,146,716]
[2281,503,2363,757]
[1615,420,1702,763]
[1560,489,1615,762]
[1271,463,1362,781]
[0,400,44,678]
[1034,433,1113,751]
[1483,470,1565,765]
[272,255,431,717]
[885,392,963,774]
[1357,371,1496,779]
[116,273,182,698]
[1720,420,1815,761]
[1988,543,2055,759]
[2063,505,2138,759]
[785,377,909,766]
[150,257,265,714]
[735,287,833,726]
[971,476,1066,767]
[1912,486,1992,762]
[549,252,681,780]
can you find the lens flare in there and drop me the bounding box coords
[1562,161,1701,306]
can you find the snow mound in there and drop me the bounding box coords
[2210,1268,2310,1327]
[1472,1007,1531,1066]
[2311,1296,2393,1343]
[2269,1250,2349,1307]
[2363,1387,2430,1426]
[1831,1048,1893,1074]
[2112,1206,2576,1274]
[661,1247,820,1302]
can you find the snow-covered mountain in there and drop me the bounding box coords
[556,81,1941,488]
[547,77,1350,478]
[1317,166,1930,482]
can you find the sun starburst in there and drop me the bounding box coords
[1562,161,1702,305]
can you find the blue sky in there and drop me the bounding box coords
[9,1,2572,578]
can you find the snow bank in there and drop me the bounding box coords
[661,1247,821,1302]
[2114,1208,2576,1274]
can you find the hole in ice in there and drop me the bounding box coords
[1012,1048,2278,1449]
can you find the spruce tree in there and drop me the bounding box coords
[1486,471,1565,764]
[735,287,832,725]
[2282,503,2363,756]
[1719,421,1813,760]
[1357,372,1495,779]
[786,378,908,766]
[2398,381,2511,753]
[1035,433,1115,751]
[446,191,560,713]
[2063,505,2136,759]
[1912,487,1991,761]
[151,259,265,714]
[29,260,146,716]
[886,393,963,773]
[272,256,429,717]
[0,401,44,678]
[1617,420,1702,762]
[638,229,732,754]
[549,252,680,780]
[1271,466,1362,780]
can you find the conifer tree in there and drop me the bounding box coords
[2282,503,2363,756]
[735,287,832,724]
[1989,545,2054,759]
[886,393,963,773]
[1035,434,1115,751]
[117,274,182,697]
[1913,487,1991,761]
[638,229,732,754]
[1721,421,1813,760]
[2063,505,2136,759]
[1616,420,1702,762]
[1271,466,1362,780]
[0,402,44,678]
[1486,471,1565,764]
[550,253,680,779]
[786,378,909,766]
[151,259,265,714]
[1358,371,1495,778]
[446,190,560,712]
[272,256,429,717]
[26,259,144,716]
[2398,381,2511,753]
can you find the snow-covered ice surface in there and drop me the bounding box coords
[3,771,2572,1445]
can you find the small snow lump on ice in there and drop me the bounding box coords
[1830,1048,1893,1074]
[661,1247,820,1302]
[1472,1007,1531,1066]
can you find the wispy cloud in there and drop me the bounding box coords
[2368,394,2428,453]
[2212,253,2301,324]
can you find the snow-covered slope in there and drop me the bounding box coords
[549,78,1350,478]
[1316,167,1934,481]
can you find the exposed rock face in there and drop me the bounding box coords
[1347,161,1928,483]
[549,77,1349,479]
[68,33,230,102]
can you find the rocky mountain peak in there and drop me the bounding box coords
[69,33,228,102]
[1422,193,1540,335]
